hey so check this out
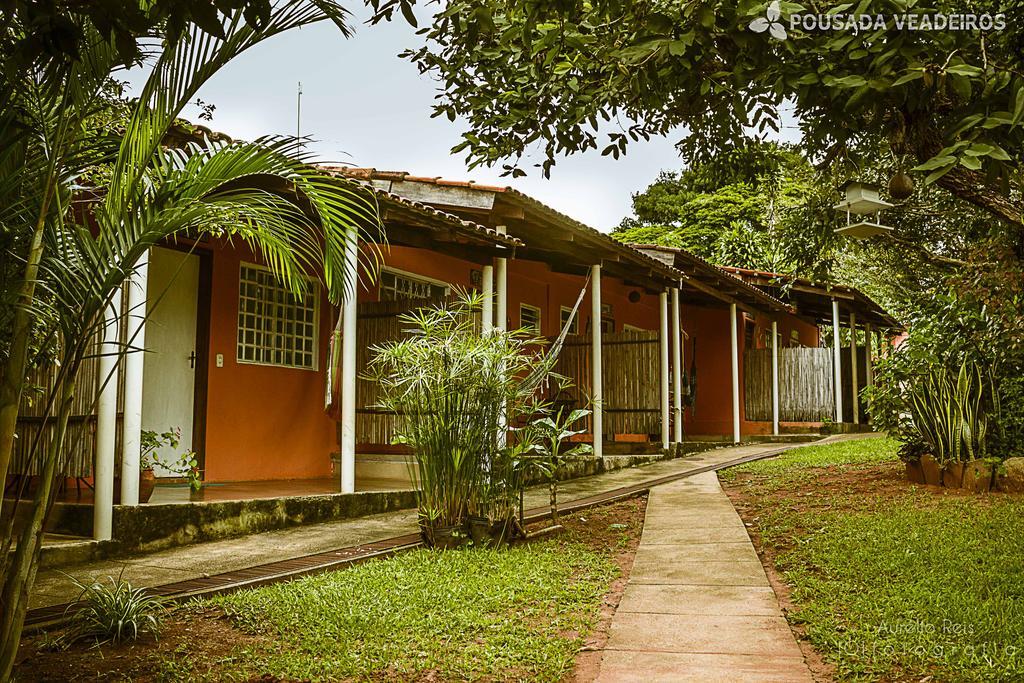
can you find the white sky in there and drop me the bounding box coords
[129,7,799,231]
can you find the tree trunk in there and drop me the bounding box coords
[0,195,53,494]
[911,124,1024,254]
[0,375,74,680]
[936,166,1024,246]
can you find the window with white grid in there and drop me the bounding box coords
[520,304,542,333]
[379,269,449,301]
[237,264,318,370]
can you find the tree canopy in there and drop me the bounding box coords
[373,0,1022,243]
[612,142,813,272]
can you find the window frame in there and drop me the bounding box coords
[559,306,580,335]
[378,266,451,301]
[519,303,542,334]
[236,262,320,371]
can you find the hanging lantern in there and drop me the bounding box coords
[833,181,894,239]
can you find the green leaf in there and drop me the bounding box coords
[948,114,984,137]
[1013,86,1024,123]
[892,70,924,87]
[959,155,983,171]
[945,64,983,77]
[923,164,956,185]
[912,155,956,172]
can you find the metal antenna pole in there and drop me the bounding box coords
[296,81,302,151]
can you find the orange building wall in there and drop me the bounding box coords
[202,240,337,482]
[679,303,820,438]
[199,239,820,482]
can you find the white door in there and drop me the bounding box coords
[142,247,200,478]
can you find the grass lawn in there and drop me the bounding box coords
[196,541,617,681]
[19,497,644,682]
[722,435,1024,682]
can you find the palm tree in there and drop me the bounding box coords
[0,3,376,674]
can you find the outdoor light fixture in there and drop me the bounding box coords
[833,181,894,239]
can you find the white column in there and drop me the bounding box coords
[590,265,603,458]
[850,312,859,425]
[659,292,670,449]
[494,240,508,449]
[730,303,740,444]
[94,288,122,541]
[865,322,874,387]
[670,287,683,442]
[832,299,843,423]
[481,264,494,335]
[120,252,149,506]
[340,234,358,494]
[771,319,780,437]
[495,227,508,332]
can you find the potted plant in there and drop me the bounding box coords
[142,427,202,500]
[899,442,927,485]
[908,361,989,489]
[368,290,580,548]
[137,428,182,503]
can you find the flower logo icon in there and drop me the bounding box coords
[749,1,788,40]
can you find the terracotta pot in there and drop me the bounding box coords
[942,462,964,489]
[905,459,926,485]
[138,469,157,503]
[920,454,942,486]
[962,460,993,493]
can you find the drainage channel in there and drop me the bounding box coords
[24,444,793,632]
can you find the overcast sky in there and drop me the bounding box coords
[121,9,686,231]
[131,8,798,232]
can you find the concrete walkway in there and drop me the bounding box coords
[596,471,813,682]
[30,441,801,610]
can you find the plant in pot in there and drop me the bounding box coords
[908,360,989,488]
[143,427,202,500]
[369,289,582,548]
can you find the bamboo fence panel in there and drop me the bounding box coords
[551,330,661,437]
[355,295,475,446]
[12,344,103,478]
[744,347,835,422]
[10,291,134,478]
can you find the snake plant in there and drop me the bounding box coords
[908,360,988,464]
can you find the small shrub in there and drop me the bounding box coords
[63,572,165,644]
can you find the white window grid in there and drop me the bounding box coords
[237,263,319,370]
[520,303,542,333]
[379,269,449,301]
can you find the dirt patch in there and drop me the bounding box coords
[721,460,1023,683]
[15,607,265,682]
[15,496,647,682]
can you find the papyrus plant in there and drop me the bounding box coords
[368,290,580,538]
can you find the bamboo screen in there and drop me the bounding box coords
[744,347,835,422]
[355,295,478,446]
[551,330,661,437]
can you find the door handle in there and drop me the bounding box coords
[188,351,197,369]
